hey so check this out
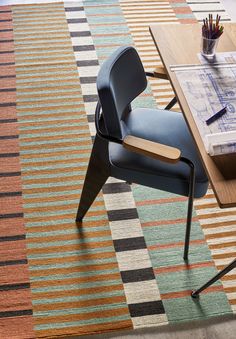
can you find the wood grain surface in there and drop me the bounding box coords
[150,23,236,208]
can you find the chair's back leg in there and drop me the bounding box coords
[183,161,195,261]
[76,135,110,222]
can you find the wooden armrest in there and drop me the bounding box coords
[123,135,181,164]
[153,66,168,80]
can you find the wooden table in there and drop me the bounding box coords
[150,23,236,208]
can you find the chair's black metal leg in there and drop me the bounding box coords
[191,258,236,298]
[181,159,195,261]
[76,136,110,222]
[165,97,177,110]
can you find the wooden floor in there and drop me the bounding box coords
[2,0,236,338]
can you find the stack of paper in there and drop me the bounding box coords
[205,131,236,156]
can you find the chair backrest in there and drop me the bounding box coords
[97,46,147,139]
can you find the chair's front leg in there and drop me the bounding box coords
[76,135,110,222]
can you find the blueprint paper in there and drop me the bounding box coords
[173,55,236,156]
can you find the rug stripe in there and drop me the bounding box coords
[63,3,166,326]
[0,5,34,339]
[83,0,166,324]
[186,0,231,21]
[12,2,132,337]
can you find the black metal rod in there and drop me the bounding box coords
[145,72,177,110]
[165,97,177,110]
[191,258,236,298]
[180,157,195,261]
[145,72,155,78]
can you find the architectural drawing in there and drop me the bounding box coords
[173,53,236,155]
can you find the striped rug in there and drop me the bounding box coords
[0,1,235,338]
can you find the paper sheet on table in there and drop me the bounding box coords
[171,54,236,156]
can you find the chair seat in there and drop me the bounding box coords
[109,108,209,198]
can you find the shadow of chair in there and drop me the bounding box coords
[76,46,209,260]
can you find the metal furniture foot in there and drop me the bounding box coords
[191,258,236,298]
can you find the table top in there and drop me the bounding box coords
[150,23,236,208]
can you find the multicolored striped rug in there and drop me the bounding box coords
[0,1,235,338]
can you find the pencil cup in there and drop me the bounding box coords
[201,37,219,57]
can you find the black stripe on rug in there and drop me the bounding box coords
[83,94,98,102]
[86,115,95,123]
[0,118,17,123]
[0,88,16,92]
[0,102,16,107]
[0,62,15,66]
[0,172,21,177]
[0,213,24,219]
[71,31,91,37]
[0,153,20,158]
[0,191,22,197]
[0,39,14,43]
[73,45,95,52]
[77,60,98,66]
[0,234,26,242]
[0,283,30,291]
[0,259,28,267]
[0,135,18,140]
[65,7,84,12]
[113,237,147,252]
[80,76,97,84]
[103,182,132,194]
[68,18,87,24]
[128,301,165,317]
[0,29,13,32]
[0,50,14,54]
[0,75,16,79]
[107,208,139,221]
[0,310,33,318]
[121,267,156,283]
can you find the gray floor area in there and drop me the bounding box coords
[2,0,236,338]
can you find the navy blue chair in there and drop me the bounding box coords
[76,46,209,260]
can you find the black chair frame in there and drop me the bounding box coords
[145,71,177,110]
[77,98,196,261]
